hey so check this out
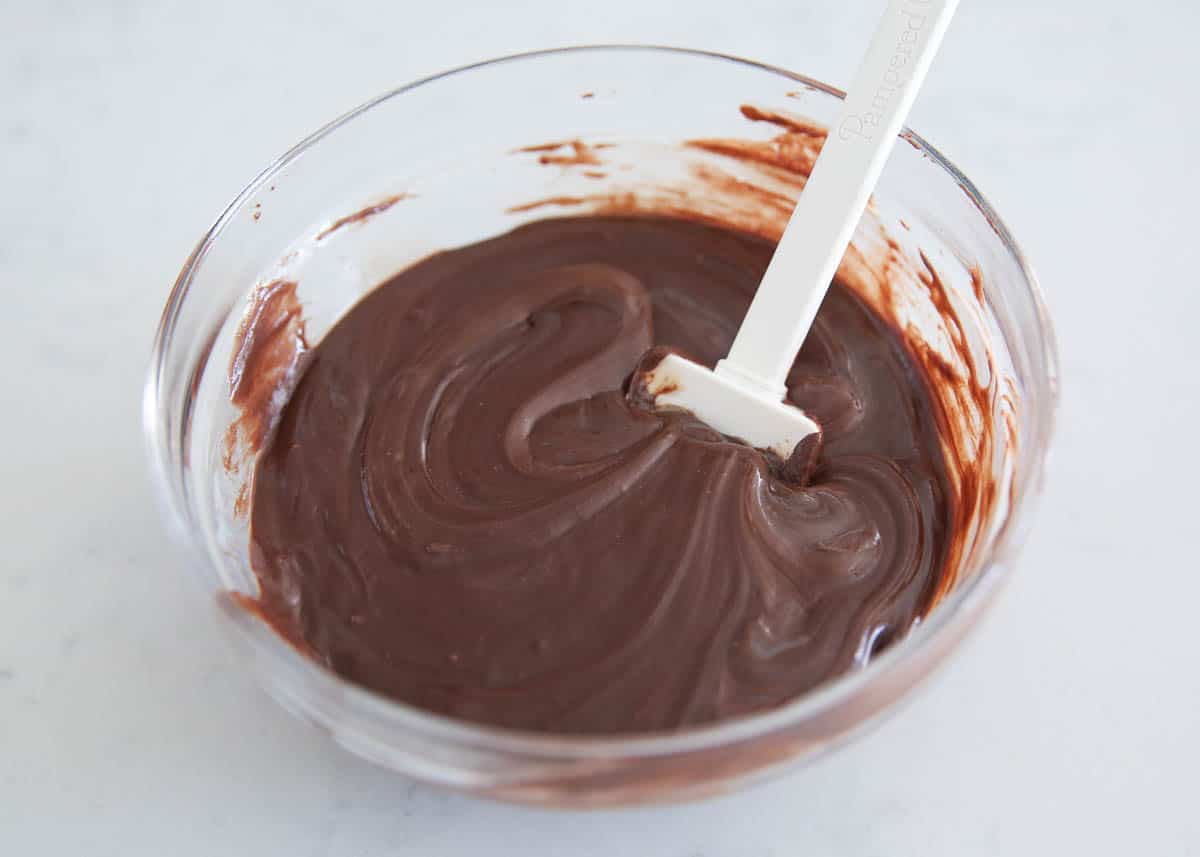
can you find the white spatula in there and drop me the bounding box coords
[641,0,958,459]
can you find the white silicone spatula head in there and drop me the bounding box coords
[642,0,958,460]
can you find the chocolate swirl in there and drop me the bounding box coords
[248,215,951,734]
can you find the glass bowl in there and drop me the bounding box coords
[145,46,1058,807]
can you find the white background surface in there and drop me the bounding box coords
[3,1,1197,853]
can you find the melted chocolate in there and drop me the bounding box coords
[247,215,952,735]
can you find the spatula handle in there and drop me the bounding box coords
[718,0,958,398]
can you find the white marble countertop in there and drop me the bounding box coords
[3,1,1197,853]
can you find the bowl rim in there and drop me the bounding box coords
[145,44,1060,762]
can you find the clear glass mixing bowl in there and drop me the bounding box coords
[145,46,1058,807]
